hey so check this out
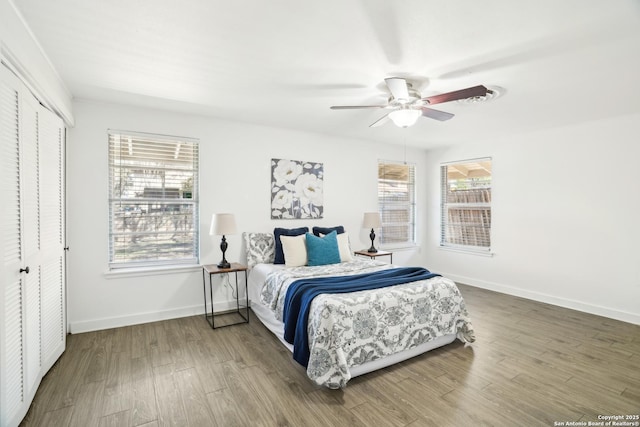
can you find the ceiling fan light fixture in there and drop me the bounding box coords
[389,109,421,128]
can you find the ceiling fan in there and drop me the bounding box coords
[330,77,491,128]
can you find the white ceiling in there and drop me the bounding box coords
[12,0,640,148]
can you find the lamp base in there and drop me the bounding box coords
[368,228,378,253]
[218,235,231,269]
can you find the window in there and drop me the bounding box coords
[108,131,199,268]
[440,158,492,252]
[378,161,416,246]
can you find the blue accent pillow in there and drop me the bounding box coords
[274,227,309,264]
[312,225,345,237]
[305,231,341,266]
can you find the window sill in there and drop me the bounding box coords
[438,245,493,257]
[104,264,201,279]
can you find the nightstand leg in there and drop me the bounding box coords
[203,269,215,329]
[235,271,240,313]
[244,270,249,322]
[202,268,207,324]
[209,272,215,329]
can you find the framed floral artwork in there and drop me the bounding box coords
[271,158,323,219]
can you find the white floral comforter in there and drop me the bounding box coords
[260,259,475,388]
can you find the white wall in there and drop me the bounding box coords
[67,99,427,332]
[422,112,640,325]
[67,99,640,331]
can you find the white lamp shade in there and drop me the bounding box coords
[389,109,421,128]
[363,212,382,229]
[210,213,237,236]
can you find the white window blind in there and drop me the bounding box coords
[378,161,416,246]
[108,131,199,268]
[440,158,492,251]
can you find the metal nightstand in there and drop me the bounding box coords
[202,263,249,329]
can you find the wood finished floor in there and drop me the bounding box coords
[20,284,640,427]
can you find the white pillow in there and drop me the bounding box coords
[336,232,354,262]
[321,231,353,262]
[280,234,307,267]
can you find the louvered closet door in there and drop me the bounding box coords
[1,64,66,427]
[38,103,65,372]
[1,63,26,427]
[21,93,43,396]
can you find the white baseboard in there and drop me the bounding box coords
[69,275,640,332]
[443,272,640,326]
[69,300,246,333]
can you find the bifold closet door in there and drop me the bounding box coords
[1,61,27,427]
[0,64,66,427]
[21,89,43,399]
[22,90,66,376]
[38,99,66,373]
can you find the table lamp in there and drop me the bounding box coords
[363,212,382,253]
[210,213,237,268]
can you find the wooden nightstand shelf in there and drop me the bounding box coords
[354,249,393,264]
[202,263,249,329]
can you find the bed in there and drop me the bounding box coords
[244,229,475,389]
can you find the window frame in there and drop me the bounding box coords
[377,160,417,248]
[440,157,492,254]
[107,130,200,270]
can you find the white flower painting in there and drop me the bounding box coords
[271,158,324,219]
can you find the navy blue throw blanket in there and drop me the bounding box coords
[283,267,440,367]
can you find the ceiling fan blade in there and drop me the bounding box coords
[369,113,391,128]
[421,107,454,121]
[330,105,387,110]
[384,77,409,102]
[422,85,488,105]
